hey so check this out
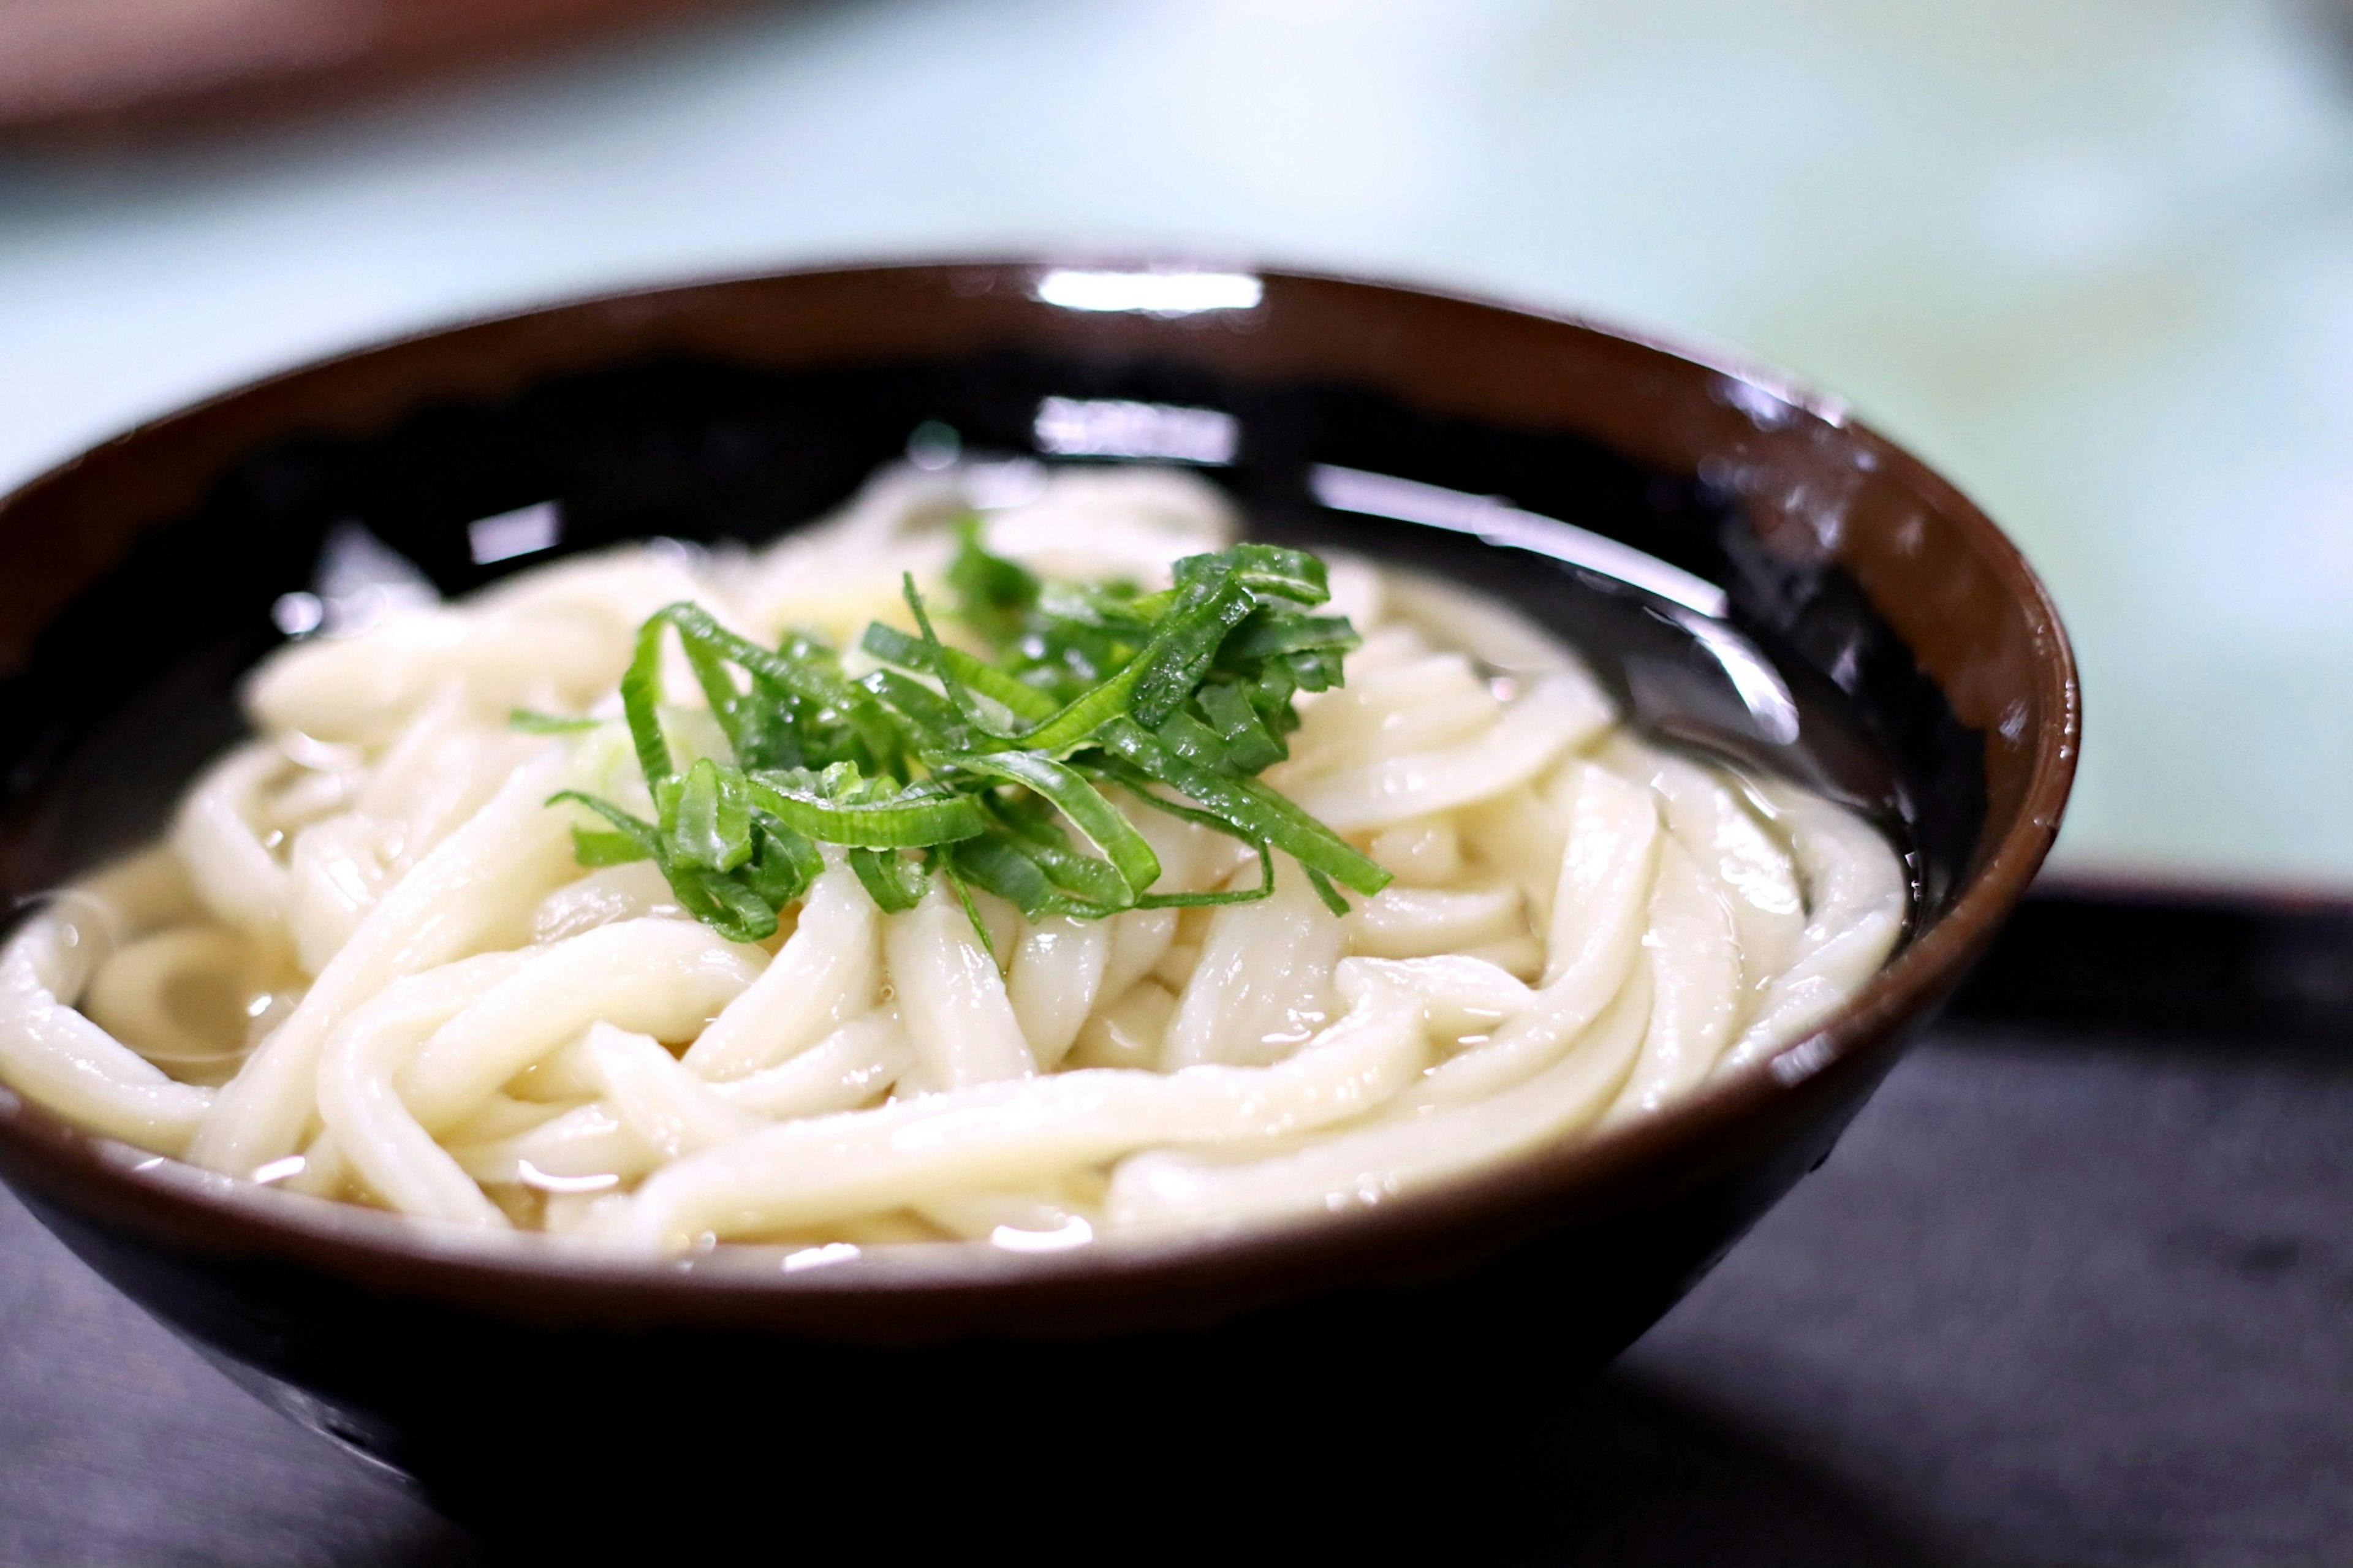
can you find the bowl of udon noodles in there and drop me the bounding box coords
[0,259,2073,1544]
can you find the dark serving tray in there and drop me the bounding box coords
[6,885,2351,1566]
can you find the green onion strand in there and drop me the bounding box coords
[849,847,930,912]
[747,768,988,849]
[937,750,1160,899]
[618,618,675,785]
[508,708,602,735]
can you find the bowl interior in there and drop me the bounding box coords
[0,309,1995,922]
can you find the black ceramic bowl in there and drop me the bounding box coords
[0,260,2075,1550]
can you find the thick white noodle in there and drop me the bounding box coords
[1338,623,1436,677]
[442,1094,562,1146]
[1605,837,1741,1121]
[349,691,487,851]
[1283,672,1614,834]
[1274,654,1496,779]
[1610,740,1805,1020]
[398,918,766,1132]
[1346,884,1523,960]
[0,911,215,1153]
[582,1023,760,1161]
[1319,551,1386,634]
[244,556,674,741]
[285,813,392,977]
[1715,783,1909,1074]
[187,750,575,1175]
[913,1188,1094,1244]
[1406,762,1659,1110]
[1068,979,1178,1070]
[1383,572,1578,677]
[1007,916,1110,1070]
[1364,816,1465,887]
[455,1102,654,1189]
[1097,908,1178,1007]
[0,463,1909,1250]
[1162,859,1347,1070]
[983,468,1236,583]
[684,865,877,1080]
[172,744,292,939]
[710,1009,910,1119]
[529,862,682,942]
[884,881,1037,1089]
[1458,784,1571,930]
[599,961,1430,1248]
[314,951,529,1225]
[1107,963,1652,1232]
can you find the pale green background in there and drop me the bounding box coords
[4,0,2349,882]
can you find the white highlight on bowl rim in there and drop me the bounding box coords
[1034,268,1265,317]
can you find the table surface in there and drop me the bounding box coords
[5,0,2353,887]
[6,1021,2347,1567]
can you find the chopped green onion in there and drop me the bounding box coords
[540,528,1388,938]
[571,826,650,866]
[849,847,930,912]
[741,819,824,908]
[665,757,753,873]
[859,623,1053,725]
[1094,719,1389,898]
[546,789,777,942]
[619,617,676,784]
[509,709,602,735]
[748,767,988,849]
[1136,841,1277,909]
[942,858,999,961]
[946,515,1039,652]
[936,750,1160,899]
[549,790,659,853]
[1303,865,1351,917]
[951,832,1070,917]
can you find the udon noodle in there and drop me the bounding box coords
[0,464,1906,1253]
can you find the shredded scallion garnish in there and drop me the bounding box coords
[528,521,1390,946]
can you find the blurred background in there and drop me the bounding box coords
[5,0,2352,892]
[12,7,2353,1564]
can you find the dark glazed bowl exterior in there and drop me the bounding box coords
[0,261,2075,1542]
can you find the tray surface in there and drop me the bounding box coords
[7,1013,2345,1566]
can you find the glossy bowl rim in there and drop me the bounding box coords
[0,255,2080,1315]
